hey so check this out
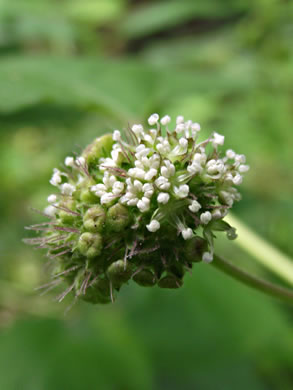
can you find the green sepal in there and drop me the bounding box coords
[158,274,183,289]
[133,269,156,287]
[107,259,133,287]
[210,220,232,232]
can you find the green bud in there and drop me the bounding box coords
[82,134,114,167]
[80,188,98,203]
[106,204,131,232]
[59,200,77,225]
[83,206,106,233]
[107,259,132,287]
[158,274,183,289]
[133,269,156,287]
[78,232,102,258]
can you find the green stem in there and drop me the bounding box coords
[212,254,293,304]
[225,214,293,286]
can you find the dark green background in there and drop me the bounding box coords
[0,1,293,389]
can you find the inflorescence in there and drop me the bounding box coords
[25,114,249,304]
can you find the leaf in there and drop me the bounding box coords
[119,0,249,39]
[0,56,158,119]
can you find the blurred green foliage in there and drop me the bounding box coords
[0,0,293,389]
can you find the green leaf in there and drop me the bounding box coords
[119,0,249,39]
[0,56,157,119]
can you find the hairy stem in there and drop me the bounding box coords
[212,254,293,304]
[225,214,293,286]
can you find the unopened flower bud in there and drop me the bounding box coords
[78,232,102,258]
[106,204,131,232]
[82,134,114,167]
[83,206,106,233]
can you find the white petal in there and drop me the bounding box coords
[202,252,213,263]
[146,220,160,232]
[157,192,170,204]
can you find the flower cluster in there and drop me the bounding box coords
[25,114,249,304]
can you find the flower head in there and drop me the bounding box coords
[25,115,249,304]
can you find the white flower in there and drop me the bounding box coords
[161,160,175,178]
[121,179,153,210]
[182,228,193,240]
[160,115,171,125]
[101,193,116,204]
[50,169,62,186]
[99,157,116,172]
[238,164,250,173]
[112,181,125,195]
[174,184,189,198]
[233,173,243,185]
[155,176,170,191]
[75,156,85,167]
[200,211,212,224]
[212,209,222,219]
[132,124,144,141]
[193,152,207,165]
[212,132,225,147]
[113,130,121,142]
[128,167,146,180]
[142,183,154,198]
[156,138,171,154]
[226,149,235,159]
[171,137,188,156]
[187,161,202,175]
[191,122,200,132]
[137,197,150,212]
[65,156,75,167]
[157,192,170,204]
[148,113,159,126]
[189,200,201,213]
[206,159,226,179]
[111,144,123,163]
[91,172,121,204]
[61,183,75,196]
[143,133,156,145]
[202,252,213,263]
[235,154,246,164]
[144,168,158,181]
[47,194,57,203]
[175,123,185,134]
[135,144,150,159]
[146,219,160,232]
[44,205,57,218]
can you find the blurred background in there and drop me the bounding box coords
[0,0,293,389]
